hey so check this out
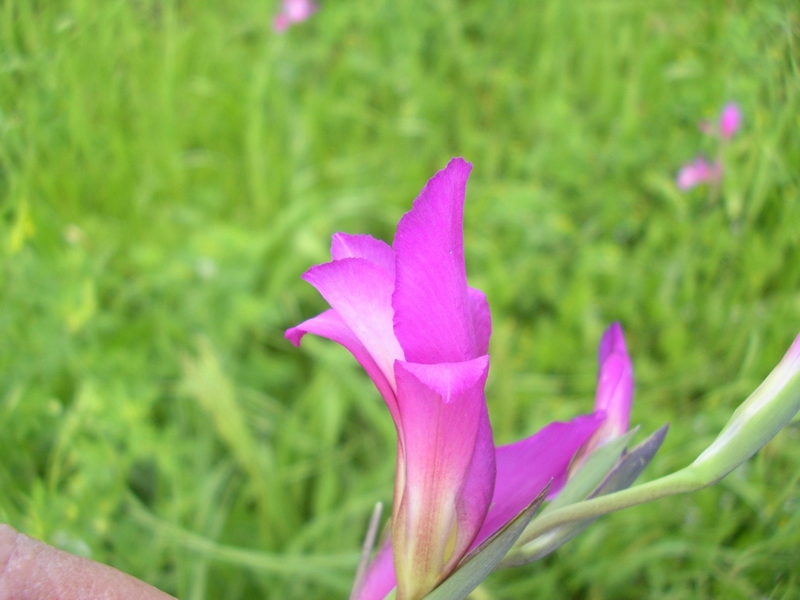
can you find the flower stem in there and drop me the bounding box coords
[517,467,706,544]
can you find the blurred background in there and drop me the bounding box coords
[1,0,799,598]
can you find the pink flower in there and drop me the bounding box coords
[698,102,742,139]
[569,323,634,474]
[719,102,741,140]
[676,157,722,190]
[287,159,619,599]
[272,0,318,32]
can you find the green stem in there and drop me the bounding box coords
[518,467,706,545]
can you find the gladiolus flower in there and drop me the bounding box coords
[287,159,612,599]
[273,0,318,32]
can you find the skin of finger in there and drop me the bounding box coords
[0,524,175,600]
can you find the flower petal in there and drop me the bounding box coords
[303,258,404,388]
[564,324,635,476]
[468,287,492,356]
[392,158,481,364]
[470,413,603,549]
[593,322,633,441]
[392,356,495,599]
[331,233,395,275]
[285,309,400,421]
[351,539,396,600]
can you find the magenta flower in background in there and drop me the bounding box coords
[676,156,722,190]
[678,102,741,191]
[273,0,318,32]
[697,102,742,139]
[719,102,742,140]
[287,159,633,599]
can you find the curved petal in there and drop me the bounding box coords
[593,323,633,442]
[468,287,492,356]
[392,158,480,364]
[392,356,495,599]
[456,408,495,544]
[471,413,604,549]
[352,539,396,600]
[331,233,395,275]
[598,322,625,366]
[285,309,399,421]
[565,323,635,475]
[303,258,404,388]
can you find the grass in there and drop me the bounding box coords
[1,0,799,598]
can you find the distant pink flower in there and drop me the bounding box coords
[698,102,742,139]
[719,102,741,139]
[273,0,318,32]
[676,157,722,190]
